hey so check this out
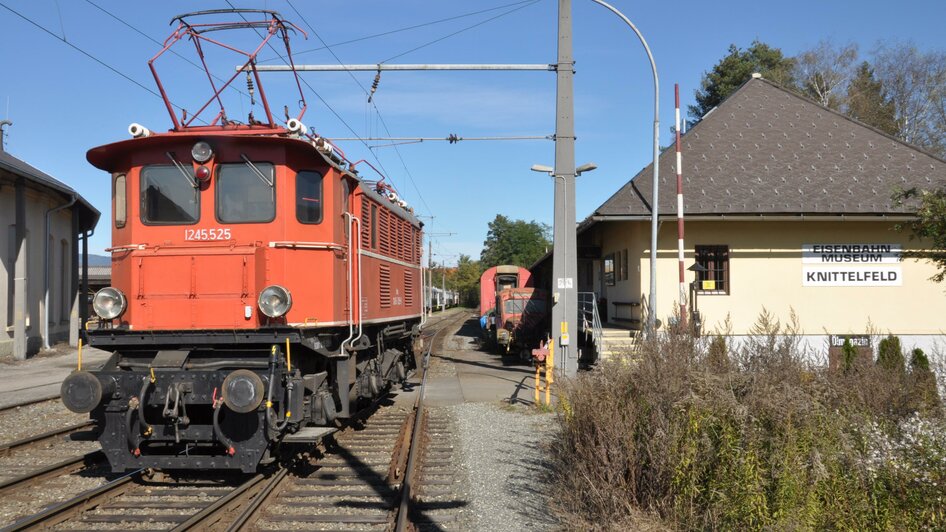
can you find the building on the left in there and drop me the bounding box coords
[0,134,99,359]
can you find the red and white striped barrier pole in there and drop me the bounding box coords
[675,84,687,326]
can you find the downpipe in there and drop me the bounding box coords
[43,194,77,350]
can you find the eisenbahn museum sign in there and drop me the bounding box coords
[802,244,902,287]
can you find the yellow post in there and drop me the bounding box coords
[545,341,555,406]
[77,338,83,371]
[285,338,292,372]
[535,364,541,404]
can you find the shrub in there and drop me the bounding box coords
[841,338,858,373]
[548,315,946,530]
[877,334,906,374]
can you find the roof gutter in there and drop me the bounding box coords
[44,194,77,350]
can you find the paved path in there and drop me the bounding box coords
[0,346,110,408]
[423,313,547,407]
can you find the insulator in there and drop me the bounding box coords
[246,72,256,106]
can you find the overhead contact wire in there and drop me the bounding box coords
[0,2,206,124]
[286,0,434,218]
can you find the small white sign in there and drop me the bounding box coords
[556,278,574,289]
[802,267,902,286]
[803,244,901,264]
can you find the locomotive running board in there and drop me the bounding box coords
[282,427,338,443]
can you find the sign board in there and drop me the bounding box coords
[829,334,871,348]
[556,277,574,289]
[827,334,873,371]
[803,267,902,286]
[701,280,716,291]
[803,244,903,287]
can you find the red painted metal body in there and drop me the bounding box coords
[61,11,425,472]
[478,265,532,319]
[89,132,422,332]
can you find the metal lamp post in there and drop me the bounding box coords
[532,161,596,378]
[588,0,661,334]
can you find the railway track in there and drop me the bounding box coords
[0,394,62,414]
[4,310,470,531]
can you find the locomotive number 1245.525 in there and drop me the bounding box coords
[184,228,232,241]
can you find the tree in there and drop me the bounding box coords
[894,187,946,282]
[794,40,859,110]
[453,255,484,307]
[479,215,550,269]
[689,40,796,122]
[872,43,946,158]
[845,62,899,136]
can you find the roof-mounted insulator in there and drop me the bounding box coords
[246,71,256,107]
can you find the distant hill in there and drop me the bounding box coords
[88,254,111,266]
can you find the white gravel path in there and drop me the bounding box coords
[448,402,559,531]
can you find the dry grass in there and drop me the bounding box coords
[548,312,946,531]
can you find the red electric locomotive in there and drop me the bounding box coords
[60,10,422,472]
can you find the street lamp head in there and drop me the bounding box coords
[576,162,598,175]
[530,164,553,173]
[688,262,708,273]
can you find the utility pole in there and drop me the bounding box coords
[426,232,456,314]
[552,0,578,378]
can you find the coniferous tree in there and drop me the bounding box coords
[689,40,796,122]
[845,62,899,136]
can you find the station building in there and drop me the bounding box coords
[554,76,946,357]
[0,141,99,359]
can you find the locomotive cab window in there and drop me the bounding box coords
[216,162,275,223]
[114,173,126,228]
[140,165,199,224]
[295,171,323,224]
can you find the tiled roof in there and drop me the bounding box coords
[0,149,100,230]
[86,265,111,281]
[595,77,946,217]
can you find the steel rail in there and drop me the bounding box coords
[0,450,104,496]
[0,393,60,413]
[395,316,437,531]
[171,472,269,531]
[224,468,289,531]
[0,420,94,455]
[2,469,140,531]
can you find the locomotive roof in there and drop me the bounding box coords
[86,129,422,228]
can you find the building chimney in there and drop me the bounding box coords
[0,120,11,152]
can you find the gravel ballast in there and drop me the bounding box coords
[447,402,559,531]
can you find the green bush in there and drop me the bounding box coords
[877,334,905,374]
[549,317,946,531]
[841,337,858,373]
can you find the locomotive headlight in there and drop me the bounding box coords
[222,369,264,413]
[191,141,213,163]
[92,287,127,320]
[258,285,292,318]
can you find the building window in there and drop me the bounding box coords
[48,236,55,324]
[295,171,323,224]
[216,162,275,223]
[621,248,629,281]
[695,245,729,294]
[603,253,615,286]
[114,174,126,228]
[61,240,70,323]
[141,165,200,224]
[6,225,14,327]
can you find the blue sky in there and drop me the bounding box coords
[1,0,944,262]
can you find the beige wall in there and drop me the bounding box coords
[0,182,76,357]
[587,218,946,340]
